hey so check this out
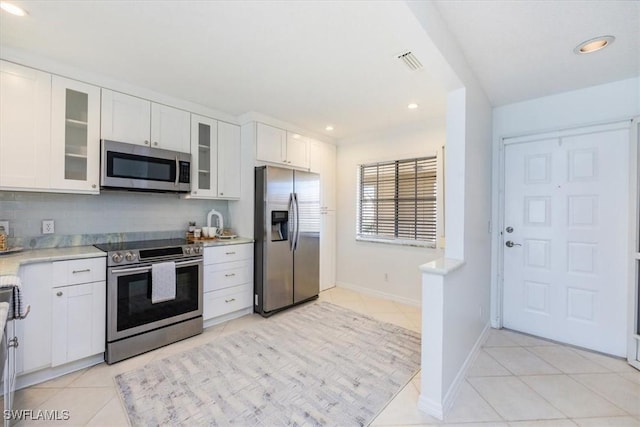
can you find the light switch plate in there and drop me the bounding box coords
[0,220,8,235]
[42,219,55,234]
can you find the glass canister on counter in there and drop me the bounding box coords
[0,226,6,251]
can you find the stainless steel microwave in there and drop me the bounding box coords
[101,140,191,193]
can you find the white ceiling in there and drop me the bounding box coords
[1,1,638,141]
[434,0,640,106]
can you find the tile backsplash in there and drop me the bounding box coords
[0,190,229,249]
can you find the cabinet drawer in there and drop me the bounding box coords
[52,257,106,286]
[203,284,252,320]
[204,243,252,265]
[204,261,251,292]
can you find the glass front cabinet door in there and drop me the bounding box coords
[51,75,101,193]
[190,114,219,198]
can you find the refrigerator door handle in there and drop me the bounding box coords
[293,192,301,251]
[288,192,296,252]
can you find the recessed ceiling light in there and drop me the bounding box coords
[407,103,419,110]
[574,35,615,55]
[325,125,334,131]
[0,1,28,16]
[292,133,301,139]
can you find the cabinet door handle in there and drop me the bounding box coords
[225,252,236,255]
[72,269,91,274]
[154,142,158,146]
[8,337,18,348]
[224,273,236,277]
[225,298,236,303]
[56,291,63,297]
[144,140,149,145]
[92,184,97,189]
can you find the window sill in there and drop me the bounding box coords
[356,236,436,249]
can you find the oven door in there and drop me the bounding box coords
[107,258,202,342]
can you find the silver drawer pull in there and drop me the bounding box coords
[224,273,236,277]
[8,337,19,348]
[56,291,63,297]
[225,298,236,303]
[225,252,236,255]
[72,269,91,274]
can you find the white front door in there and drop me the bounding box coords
[502,122,630,357]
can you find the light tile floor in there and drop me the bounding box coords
[8,286,640,426]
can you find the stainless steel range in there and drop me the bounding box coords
[94,238,203,364]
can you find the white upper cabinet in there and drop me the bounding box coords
[285,132,309,169]
[0,61,100,194]
[101,90,151,146]
[151,103,191,153]
[190,114,218,199]
[256,122,285,164]
[51,76,101,193]
[256,122,309,169]
[217,121,241,199]
[0,60,52,190]
[190,115,241,200]
[101,89,190,153]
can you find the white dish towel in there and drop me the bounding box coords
[0,275,30,319]
[151,262,176,304]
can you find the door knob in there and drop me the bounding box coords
[505,241,522,248]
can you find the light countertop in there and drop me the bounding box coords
[0,246,106,278]
[0,237,253,277]
[200,237,254,247]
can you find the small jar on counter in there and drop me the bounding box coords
[0,226,7,251]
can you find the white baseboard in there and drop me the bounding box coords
[417,322,491,420]
[441,322,491,413]
[203,307,253,329]
[16,354,104,391]
[418,394,444,420]
[335,281,421,307]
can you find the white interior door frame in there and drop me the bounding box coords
[493,119,637,356]
[628,117,640,369]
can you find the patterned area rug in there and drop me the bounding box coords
[115,301,421,426]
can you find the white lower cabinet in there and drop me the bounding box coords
[15,256,106,376]
[203,243,253,321]
[51,280,106,367]
[15,263,53,374]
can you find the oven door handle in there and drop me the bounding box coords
[175,156,179,186]
[110,259,201,274]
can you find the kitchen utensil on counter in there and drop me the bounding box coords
[193,229,202,238]
[206,209,224,235]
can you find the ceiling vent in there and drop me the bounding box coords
[397,51,423,71]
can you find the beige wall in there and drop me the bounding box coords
[335,122,445,304]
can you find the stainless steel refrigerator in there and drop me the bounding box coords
[254,166,320,316]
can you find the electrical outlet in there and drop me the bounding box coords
[0,220,8,235]
[42,219,55,234]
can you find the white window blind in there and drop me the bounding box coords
[357,156,437,245]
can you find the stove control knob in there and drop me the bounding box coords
[125,252,137,262]
[184,247,193,255]
[195,245,203,254]
[112,252,124,263]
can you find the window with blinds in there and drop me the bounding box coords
[357,156,437,246]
